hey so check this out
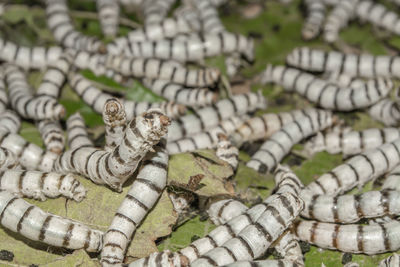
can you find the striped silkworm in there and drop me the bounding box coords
[66,113,94,150]
[103,98,127,152]
[66,49,108,77]
[166,115,246,154]
[96,0,120,37]
[207,199,248,226]
[274,231,304,266]
[55,109,170,191]
[0,170,86,202]
[323,0,359,43]
[173,4,202,32]
[380,253,400,267]
[0,66,8,113]
[382,165,400,191]
[46,0,105,53]
[100,138,168,265]
[142,79,218,107]
[105,56,221,87]
[246,109,333,174]
[222,259,301,267]
[0,148,18,171]
[368,98,400,126]
[126,250,186,267]
[4,64,65,121]
[168,91,266,142]
[0,38,63,70]
[302,0,326,40]
[37,120,65,154]
[294,219,400,255]
[68,72,186,120]
[0,111,21,134]
[193,0,225,34]
[304,127,400,156]
[142,0,176,25]
[261,64,392,111]
[216,133,239,172]
[305,138,400,196]
[286,46,400,79]
[0,190,103,252]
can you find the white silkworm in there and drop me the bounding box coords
[0,170,86,202]
[100,138,168,265]
[294,219,400,255]
[103,99,127,152]
[306,138,400,196]
[4,64,65,121]
[305,127,400,156]
[66,49,108,76]
[368,98,400,126]
[0,66,8,113]
[380,253,400,267]
[173,4,202,32]
[168,92,266,142]
[46,0,105,53]
[286,47,400,79]
[0,111,21,134]
[274,231,304,266]
[247,109,333,174]
[55,109,170,191]
[68,72,186,120]
[222,259,300,267]
[0,190,103,252]
[261,64,392,111]
[142,79,218,107]
[66,113,94,150]
[127,250,186,267]
[382,165,400,191]
[106,56,221,87]
[207,199,248,226]
[194,0,225,34]
[96,0,120,37]
[302,0,326,40]
[142,0,176,25]
[216,133,239,172]
[37,120,65,154]
[0,148,18,171]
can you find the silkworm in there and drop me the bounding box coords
[68,72,186,120]
[302,0,326,40]
[304,127,400,156]
[126,250,186,267]
[142,0,176,25]
[222,259,301,267]
[96,0,120,37]
[103,98,127,152]
[100,138,168,265]
[142,79,218,107]
[379,253,400,267]
[207,199,248,226]
[168,91,266,142]
[166,115,245,154]
[368,98,400,126]
[0,170,86,202]
[0,190,103,252]
[66,113,94,150]
[4,64,65,121]
[0,148,18,171]
[261,64,391,111]
[194,0,225,34]
[274,231,304,266]
[382,165,400,191]
[0,111,21,134]
[46,0,105,52]
[106,56,221,87]
[55,109,170,191]
[294,219,400,255]
[216,133,239,172]
[66,49,108,77]
[37,120,65,154]
[0,66,8,113]
[286,46,400,79]
[246,109,333,174]
[305,138,400,196]
[173,4,202,32]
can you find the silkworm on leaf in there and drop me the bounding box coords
[382,165,400,191]
[207,199,248,226]
[222,259,302,267]
[0,190,102,252]
[379,253,400,267]
[127,250,187,267]
[142,0,176,25]
[66,113,94,150]
[0,148,18,171]
[0,66,8,113]
[302,0,326,40]
[193,0,225,34]
[0,111,21,134]
[368,98,400,126]
[97,0,120,37]
[102,98,127,152]
[216,133,239,172]
[37,120,65,154]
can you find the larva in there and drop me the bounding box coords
[100,138,168,265]
[0,111,21,134]
[246,109,333,174]
[0,190,103,252]
[106,56,221,87]
[193,0,225,34]
[55,109,170,191]
[173,4,202,32]
[168,91,266,142]
[142,0,176,25]
[0,66,8,113]
[216,133,239,172]
[382,165,400,191]
[261,64,392,111]
[222,259,301,267]
[305,138,400,196]
[127,250,186,267]
[66,113,94,150]
[103,98,127,152]
[286,47,400,79]
[294,219,400,255]
[274,231,304,266]
[68,72,186,120]
[142,79,218,107]
[96,0,120,37]
[302,0,326,40]
[37,120,65,154]
[66,49,108,77]
[304,127,400,156]
[207,199,248,226]
[368,98,400,126]
[0,170,86,202]
[0,148,18,171]
[4,64,65,121]
[45,0,105,53]
[379,253,400,267]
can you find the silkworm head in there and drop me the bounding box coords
[136,109,170,141]
[286,47,301,66]
[103,98,126,125]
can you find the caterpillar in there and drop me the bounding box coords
[68,72,186,120]
[0,190,103,252]
[66,113,94,150]
[302,0,326,40]
[294,219,400,255]
[193,0,225,34]
[382,165,400,191]
[142,79,218,107]
[66,49,108,77]
[37,120,65,154]
[45,0,105,53]
[222,259,301,267]
[55,109,170,191]
[100,138,168,265]
[96,0,120,37]
[0,66,8,113]
[216,133,239,172]
[0,148,18,171]
[167,92,266,142]
[0,111,21,134]
[261,64,392,111]
[246,109,333,174]
[103,98,127,152]
[0,170,86,202]
[379,253,400,267]
[142,0,176,25]
[126,250,186,267]
[368,98,400,126]
[173,4,202,32]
